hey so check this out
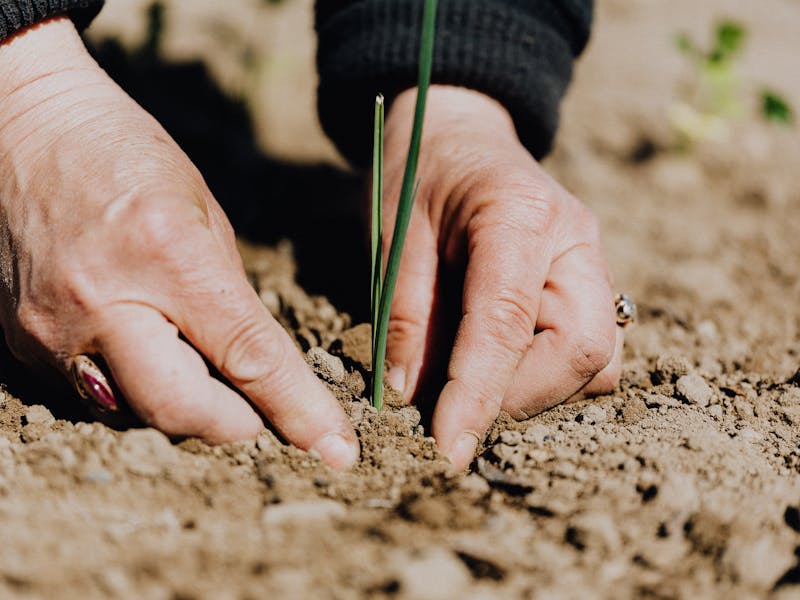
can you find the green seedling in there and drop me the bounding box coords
[671,21,747,146]
[672,21,795,147]
[761,89,794,125]
[370,0,437,410]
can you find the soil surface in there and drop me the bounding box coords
[2,0,800,598]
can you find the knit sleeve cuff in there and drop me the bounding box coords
[0,1,105,43]
[316,0,589,168]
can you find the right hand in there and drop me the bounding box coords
[0,17,359,469]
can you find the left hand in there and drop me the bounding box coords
[380,86,623,470]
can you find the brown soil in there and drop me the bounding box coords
[3,0,800,598]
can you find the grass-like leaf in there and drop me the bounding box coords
[371,95,385,365]
[371,0,437,410]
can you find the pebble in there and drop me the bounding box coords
[708,404,724,420]
[676,373,713,407]
[83,467,114,484]
[737,428,762,443]
[578,405,609,425]
[523,424,551,445]
[733,399,755,420]
[499,430,522,445]
[458,473,491,496]
[306,347,346,384]
[261,500,345,526]
[491,443,516,462]
[396,548,471,600]
[654,354,693,383]
[259,289,281,316]
[116,429,179,477]
[24,405,55,425]
[567,511,622,554]
[723,536,794,589]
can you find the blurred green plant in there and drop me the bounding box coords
[761,90,794,125]
[671,21,794,147]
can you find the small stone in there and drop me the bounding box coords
[83,467,114,484]
[399,407,422,429]
[619,397,648,425]
[256,431,279,451]
[396,548,471,600]
[733,399,755,420]
[499,430,522,445]
[261,500,345,526]
[578,405,608,425]
[708,404,724,420]
[116,429,179,477]
[458,474,490,496]
[316,302,337,323]
[491,443,516,462]
[737,428,762,443]
[696,320,719,342]
[306,347,346,384]
[24,405,55,425]
[566,512,622,554]
[644,393,681,409]
[259,289,281,316]
[332,323,372,368]
[722,536,794,589]
[676,374,713,407]
[654,354,693,384]
[522,424,550,445]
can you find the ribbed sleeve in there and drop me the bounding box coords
[316,0,593,168]
[0,0,104,42]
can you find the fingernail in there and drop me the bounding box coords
[81,371,118,412]
[447,431,480,470]
[387,366,406,396]
[311,432,360,470]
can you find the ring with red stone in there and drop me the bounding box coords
[68,355,119,412]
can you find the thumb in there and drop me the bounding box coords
[384,214,439,402]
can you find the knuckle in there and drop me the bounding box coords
[387,310,426,346]
[481,292,536,351]
[220,314,291,389]
[567,332,615,381]
[120,197,203,262]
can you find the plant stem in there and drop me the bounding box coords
[370,94,384,370]
[371,0,437,410]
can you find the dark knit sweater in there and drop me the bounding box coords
[316,0,593,167]
[0,0,592,169]
[0,0,104,39]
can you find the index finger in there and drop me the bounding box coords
[157,234,359,469]
[432,200,554,469]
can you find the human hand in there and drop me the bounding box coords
[381,86,622,470]
[0,18,358,468]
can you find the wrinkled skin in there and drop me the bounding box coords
[381,88,622,468]
[0,18,359,468]
[0,18,620,471]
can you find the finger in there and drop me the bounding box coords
[384,213,439,401]
[432,206,553,470]
[502,245,617,418]
[94,305,264,442]
[568,325,623,402]
[169,252,360,469]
